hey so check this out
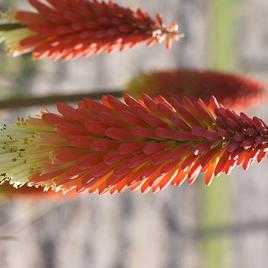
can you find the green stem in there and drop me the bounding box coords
[0,90,123,110]
[200,0,237,268]
[209,0,237,71]
[0,23,25,31]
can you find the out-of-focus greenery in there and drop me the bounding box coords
[209,0,237,71]
[0,54,39,97]
[199,176,231,268]
[0,0,39,97]
[199,1,238,268]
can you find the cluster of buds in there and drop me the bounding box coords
[0,0,182,60]
[125,70,268,110]
[0,94,267,195]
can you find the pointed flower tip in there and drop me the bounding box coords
[0,0,181,60]
[0,94,267,195]
[125,70,268,111]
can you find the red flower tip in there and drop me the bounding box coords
[0,94,267,195]
[125,69,268,110]
[0,0,182,60]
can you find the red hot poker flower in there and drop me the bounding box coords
[0,94,267,195]
[0,0,182,60]
[125,69,268,110]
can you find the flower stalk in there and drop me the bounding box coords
[0,0,183,60]
[0,23,25,31]
[0,94,267,195]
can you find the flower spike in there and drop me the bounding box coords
[0,94,267,195]
[125,70,268,110]
[0,0,182,60]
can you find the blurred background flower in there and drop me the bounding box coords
[125,69,268,110]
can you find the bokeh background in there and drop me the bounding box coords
[0,0,268,267]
